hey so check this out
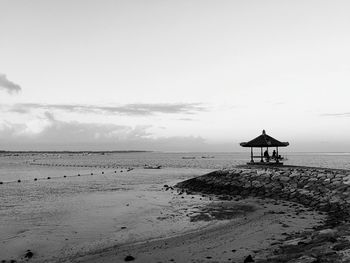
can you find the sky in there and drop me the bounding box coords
[1,0,350,152]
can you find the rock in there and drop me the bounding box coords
[24,250,34,259]
[271,174,280,180]
[284,237,306,246]
[317,173,326,179]
[317,228,337,236]
[338,248,350,261]
[335,174,346,179]
[331,181,342,187]
[332,240,350,251]
[324,178,331,183]
[124,255,135,261]
[286,255,318,263]
[280,176,290,182]
[251,180,262,188]
[244,255,254,262]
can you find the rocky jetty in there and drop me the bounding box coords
[177,165,350,262]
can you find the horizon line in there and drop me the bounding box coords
[1,150,350,154]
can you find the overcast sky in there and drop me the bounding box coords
[1,0,350,151]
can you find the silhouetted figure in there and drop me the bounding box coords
[264,150,270,162]
[244,255,255,263]
[272,150,277,159]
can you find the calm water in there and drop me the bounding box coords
[1,151,350,182]
[0,151,349,262]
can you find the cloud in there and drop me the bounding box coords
[320,112,350,117]
[9,102,207,116]
[0,112,210,151]
[37,114,149,144]
[0,73,21,94]
[177,117,196,121]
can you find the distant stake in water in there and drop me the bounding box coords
[18,179,21,183]
[102,171,104,174]
[64,175,67,178]
[34,178,37,181]
[47,177,51,179]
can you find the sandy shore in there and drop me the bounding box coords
[0,168,216,263]
[74,196,324,263]
[72,165,350,263]
[3,164,350,263]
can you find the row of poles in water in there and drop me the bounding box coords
[0,166,134,184]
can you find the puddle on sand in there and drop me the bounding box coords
[189,202,256,222]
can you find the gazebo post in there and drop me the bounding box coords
[260,147,263,162]
[250,147,253,163]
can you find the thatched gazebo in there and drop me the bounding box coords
[240,130,289,165]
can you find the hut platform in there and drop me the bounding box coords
[246,161,284,166]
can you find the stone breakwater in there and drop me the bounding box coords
[177,165,350,263]
[177,165,350,217]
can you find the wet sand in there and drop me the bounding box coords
[1,161,336,263]
[75,197,325,263]
[0,168,216,262]
[1,170,325,263]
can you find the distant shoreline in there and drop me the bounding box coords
[0,150,151,154]
[1,150,350,154]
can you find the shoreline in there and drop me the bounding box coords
[176,165,350,262]
[0,168,215,263]
[74,197,324,263]
[72,164,350,263]
[3,164,350,262]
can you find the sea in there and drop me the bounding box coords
[1,151,350,262]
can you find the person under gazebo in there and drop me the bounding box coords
[263,150,270,162]
[240,130,289,165]
[272,150,277,159]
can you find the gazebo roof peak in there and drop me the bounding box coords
[240,130,289,148]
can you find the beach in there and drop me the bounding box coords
[0,165,215,262]
[1,152,350,262]
[77,197,325,263]
[3,1,350,261]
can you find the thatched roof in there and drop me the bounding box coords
[240,130,289,148]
